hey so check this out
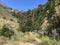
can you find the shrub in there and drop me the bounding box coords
[0,25,14,39]
[3,16,6,19]
[10,19,14,21]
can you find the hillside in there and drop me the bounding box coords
[0,3,19,33]
[0,0,60,45]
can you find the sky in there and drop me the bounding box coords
[0,0,48,11]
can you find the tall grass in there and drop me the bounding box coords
[10,32,60,45]
[38,36,60,45]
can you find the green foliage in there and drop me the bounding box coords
[0,0,60,45]
[10,0,60,39]
[11,4,46,32]
[39,36,60,45]
[0,25,14,38]
[11,32,40,43]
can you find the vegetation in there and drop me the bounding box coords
[0,0,60,45]
[0,25,14,39]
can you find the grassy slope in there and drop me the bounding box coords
[0,5,19,32]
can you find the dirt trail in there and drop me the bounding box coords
[3,41,35,45]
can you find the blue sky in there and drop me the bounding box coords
[0,0,47,11]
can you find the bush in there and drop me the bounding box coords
[0,25,14,39]
[3,16,6,19]
[39,36,60,45]
[10,19,14,21]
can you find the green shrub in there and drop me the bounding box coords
[0,25,14,39]
[39,36,60,45]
